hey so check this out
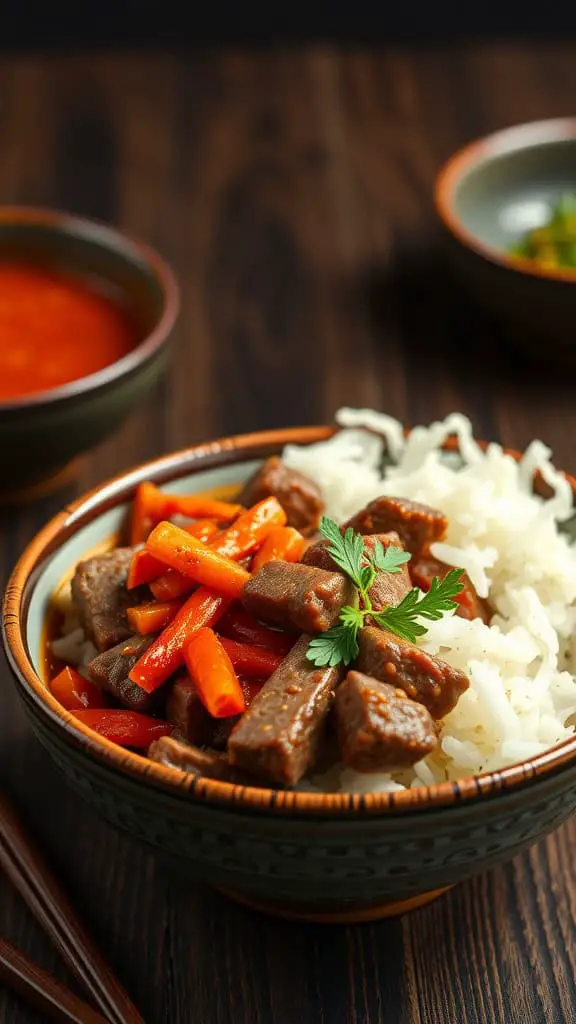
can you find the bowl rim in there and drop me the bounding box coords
[434,116,576,284]
[4,423,576,818]
[0,205,180,413]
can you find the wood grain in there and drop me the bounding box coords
[1,41,576,1024]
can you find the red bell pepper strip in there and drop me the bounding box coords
[129,588,230,693]
[219,638,283,678]
[50,666,106,711]
[73,708,172,747]
[216,604,295,656]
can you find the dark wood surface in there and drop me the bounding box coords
[1,42,576,1024]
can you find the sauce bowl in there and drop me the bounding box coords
[4,427,576,923]
[0,207,179,502]
[435,118,576,361]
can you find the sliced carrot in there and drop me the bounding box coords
[127,599,183,635]
[184,627,245,718]
[130,480,242,545]
[146,522,250,598]
[219,638,283,678]
[129,588,231,692]
[216,604,296,656]
[252,526,306,573]
[128,520,220,589]
[150,497,286,601]
[50,666,106,711]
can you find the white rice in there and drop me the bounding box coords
[286,409,576,793]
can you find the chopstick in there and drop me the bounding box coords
[0,937,109,1024]
[0,792,144,1024]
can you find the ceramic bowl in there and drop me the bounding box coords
[435,118,576,360]
[0,206,179,502]
[4,427,576,923]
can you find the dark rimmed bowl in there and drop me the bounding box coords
[4,426,576,923]
[0,206,179,502]
[434,118,576,361]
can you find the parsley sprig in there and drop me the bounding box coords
[306,516,464,668]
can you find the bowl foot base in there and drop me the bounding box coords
[216,885,451,923]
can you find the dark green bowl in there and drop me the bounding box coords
[4,428,576,923]
[435,118,576,360]
[0,207,179,502]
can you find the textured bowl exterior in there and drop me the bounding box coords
[4,427,576,919]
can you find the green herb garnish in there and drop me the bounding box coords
[306,516,463,667]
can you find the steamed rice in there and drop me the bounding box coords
[284,410,576,793]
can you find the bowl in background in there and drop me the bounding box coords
[0,206,179,502]
[4,426,576,923]
[435,118,576,360]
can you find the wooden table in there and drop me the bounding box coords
[1,41,576,1024]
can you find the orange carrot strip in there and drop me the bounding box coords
[150,497,286,601]
[184,627,245,718]
[128,520,219,589]
[219,638,283,678]
[252,526,306,573]
[129,588,230,692]
[146,522,250,599]
[127,599,183,635]
[130,480,242,545]
[50,666,106,711]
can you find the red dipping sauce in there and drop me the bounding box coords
[0,262,138,400]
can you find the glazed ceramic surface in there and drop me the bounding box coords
[4,428,576,922]
[0,207,178,499]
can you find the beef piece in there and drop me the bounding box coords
[358,626,469,719]
[148,736,249,783]
[238,456,323,535]
[410,556,492,625]
[243,561,355,633]
[344,496,447,558]
[228,634,344,786]
[302,531,411,610]
[335,670,438,771]
[88,634,156,712]
[71,548,136,651]
[167,676,236,750]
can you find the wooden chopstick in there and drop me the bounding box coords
[0,937,110,1024]
[0,793,144,1024]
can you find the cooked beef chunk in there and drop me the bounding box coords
[71,548,136,651]
[335,670,438,771]
[148,736,249,782]
[238,457,323,535]
[344,496,447,557]
[410,556,492,624]
[167,676,236,750]
[228,634,344,786]
[243,561,355,633]
[357,626,469,719]
[302,531,411,610]
[88,635,156,712]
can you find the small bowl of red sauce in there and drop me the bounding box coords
[0,206,179,502]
